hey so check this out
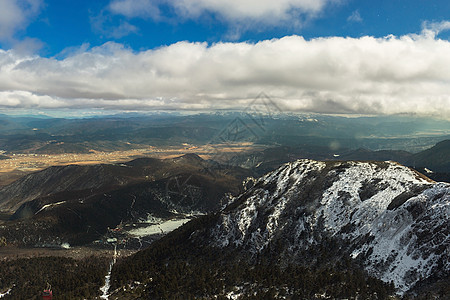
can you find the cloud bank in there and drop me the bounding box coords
[0,26,449,118]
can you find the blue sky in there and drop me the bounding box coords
[6,0,450,56]
[0,0,449,117]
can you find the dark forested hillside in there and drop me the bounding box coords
[411,139,450,172]
[0,154,252,247]
[110,214,395,299]
[0,256,110,299]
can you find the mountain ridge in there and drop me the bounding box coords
[111,159,449,298]
[206,160,447,293]
[227,140,450,183]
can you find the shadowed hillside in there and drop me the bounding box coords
[0,154,252,247]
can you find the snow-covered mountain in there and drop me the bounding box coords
[200,159,449,294]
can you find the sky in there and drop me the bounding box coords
[0,0,449,118]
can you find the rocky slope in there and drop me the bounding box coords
[206,160,448,293]
[112,159,449,297]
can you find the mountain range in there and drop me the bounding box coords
[110,159,449,299]
[0,136,449,298]
[1,113,449,153]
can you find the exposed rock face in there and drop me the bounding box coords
[201,160,449,293]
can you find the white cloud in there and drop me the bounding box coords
[0,0,43,43]
[167,0,328,22]
[109,21,139,39]
[98,0,337,39]
[9,37,44,55]
[421,20,450,38]
[347,10,362,23]
[106,0,334,34]
[109,0,162,19]
[0,30,450,118]
[91,11,139,39]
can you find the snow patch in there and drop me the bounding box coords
[128,218,191,237]
[100,245,117,299]
[424,168,433,174]
[35,201,66,215]
[61,242,70,249]
[0,288,12,298]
